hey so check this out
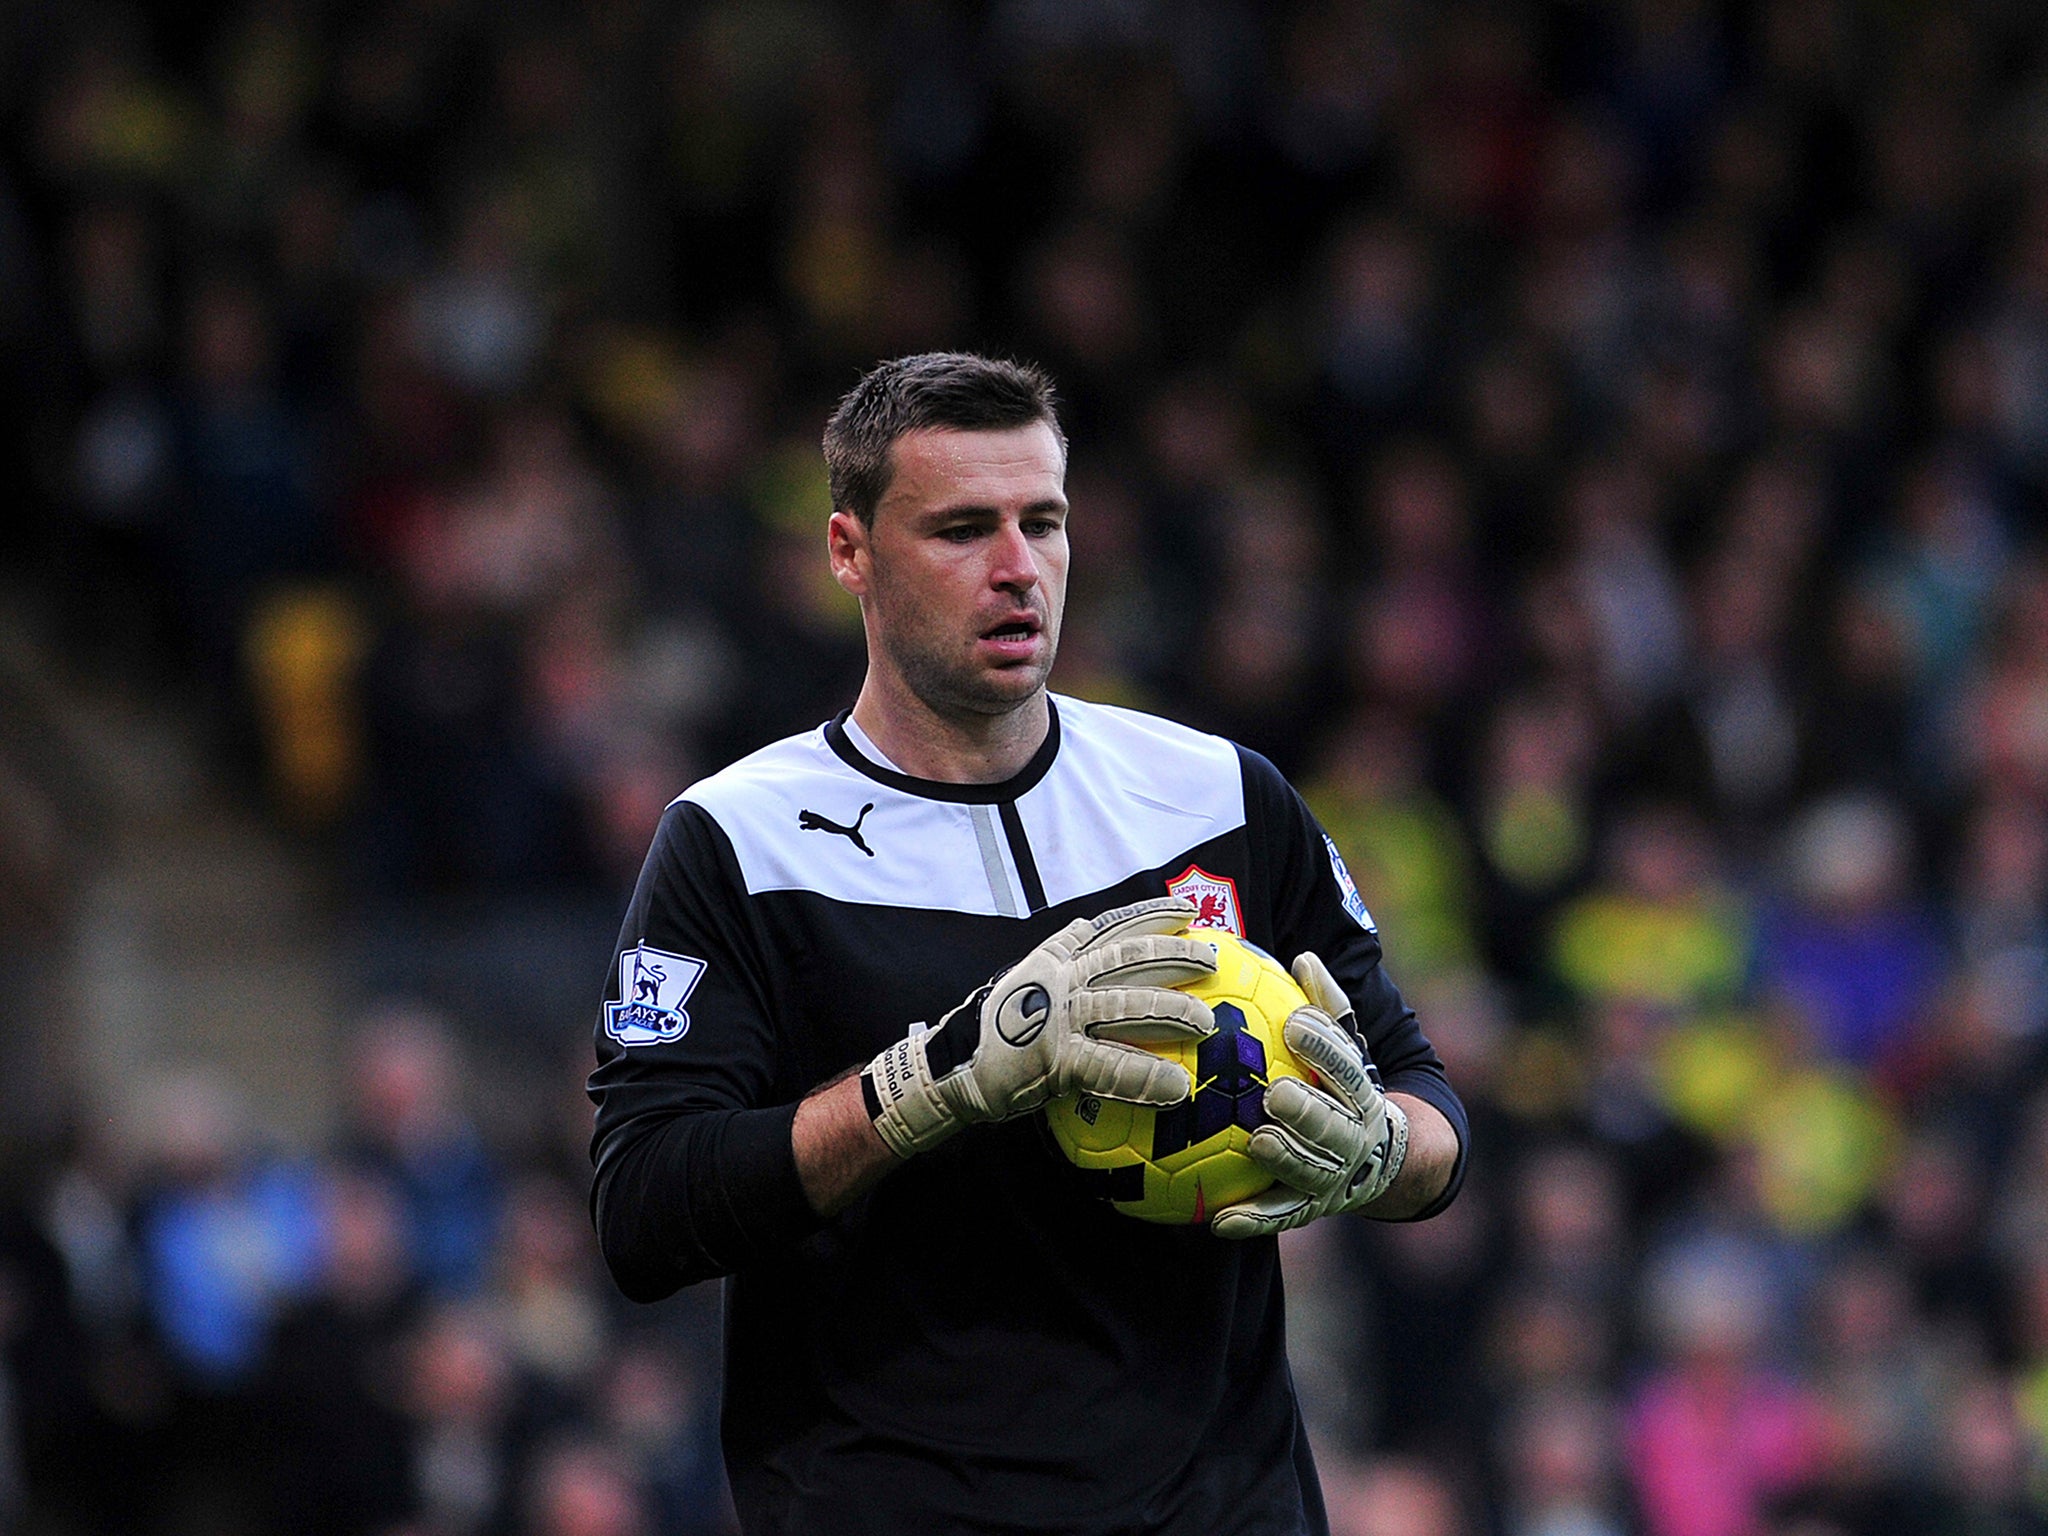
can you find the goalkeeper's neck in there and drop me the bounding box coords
[847,679,1051,786]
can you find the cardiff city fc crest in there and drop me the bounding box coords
[606,944,707,1046]
[1166,864,1244,936]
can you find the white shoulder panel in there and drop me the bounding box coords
[1020,698,1245,908]
[675,704,1247,915]
[678,730,1011,914]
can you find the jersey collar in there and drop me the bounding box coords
[823,698,1062,804]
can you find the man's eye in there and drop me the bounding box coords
[939,525,979,542]
[1024,519,1061,537]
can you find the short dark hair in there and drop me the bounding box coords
[822,353,1066,527]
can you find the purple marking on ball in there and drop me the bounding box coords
[1151,1003,1277,1155]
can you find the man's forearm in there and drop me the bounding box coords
[1364,1093,1458,1220]
[794,1080,1458,1223]
[792,1070,901,1215]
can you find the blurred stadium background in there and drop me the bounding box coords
[2,0,2047,1532]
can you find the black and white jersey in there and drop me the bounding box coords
[589,695,1466,1536]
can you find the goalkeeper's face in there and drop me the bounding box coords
[830,422,1069,721]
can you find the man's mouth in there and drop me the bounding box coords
[981,617,1042,642]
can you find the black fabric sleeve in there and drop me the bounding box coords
[588,801,825,1300]
[1238,746,1469,1220]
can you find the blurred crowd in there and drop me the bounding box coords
[5,0,2048,1533]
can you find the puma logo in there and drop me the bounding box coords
[799,803,875,857]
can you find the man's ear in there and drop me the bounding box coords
[828,509,870,597]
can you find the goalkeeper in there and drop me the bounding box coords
[589,353,1465,1535]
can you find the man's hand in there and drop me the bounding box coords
[863,897,1218,1159]
[1211,950,1409,1239]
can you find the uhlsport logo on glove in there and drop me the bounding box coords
[995,983,1053,1046]
[607,943,707,1046]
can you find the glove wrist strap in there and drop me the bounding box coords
[1359,1096,1409,1207]
[864,1026,962,1159]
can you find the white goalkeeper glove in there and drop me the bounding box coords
[1211,950,1408,1239]
[862,897,1218,1159]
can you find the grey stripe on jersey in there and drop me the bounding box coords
[969,802,1025,918]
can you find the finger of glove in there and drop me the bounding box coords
[1073,896,1199,953]
[1264,1075,1367,1151]
[1289,951,1356,1024]
[1245,1084,1365,1194]
[1039,912,1108,962]
[1282,1008,1372,1111]
[1066,1039,1192,1106]
[1076,987,1215,1043]
[1078,933,1219,990]
[1243,1125,1347,1196]
[1211,1184,1314,1241]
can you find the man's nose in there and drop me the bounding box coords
[989,520,1039,590]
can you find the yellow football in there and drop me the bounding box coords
[1046,928,1313,1225]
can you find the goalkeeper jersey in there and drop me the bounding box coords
[589,695,1466,1536]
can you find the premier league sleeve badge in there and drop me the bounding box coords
[606,943,708,1046]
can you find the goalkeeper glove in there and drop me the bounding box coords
[1211,950,1408,1239]
[863,896,1217,1159]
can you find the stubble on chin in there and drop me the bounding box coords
[886,627,1057,722]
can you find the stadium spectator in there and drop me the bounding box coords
[340,1006,503,1297]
